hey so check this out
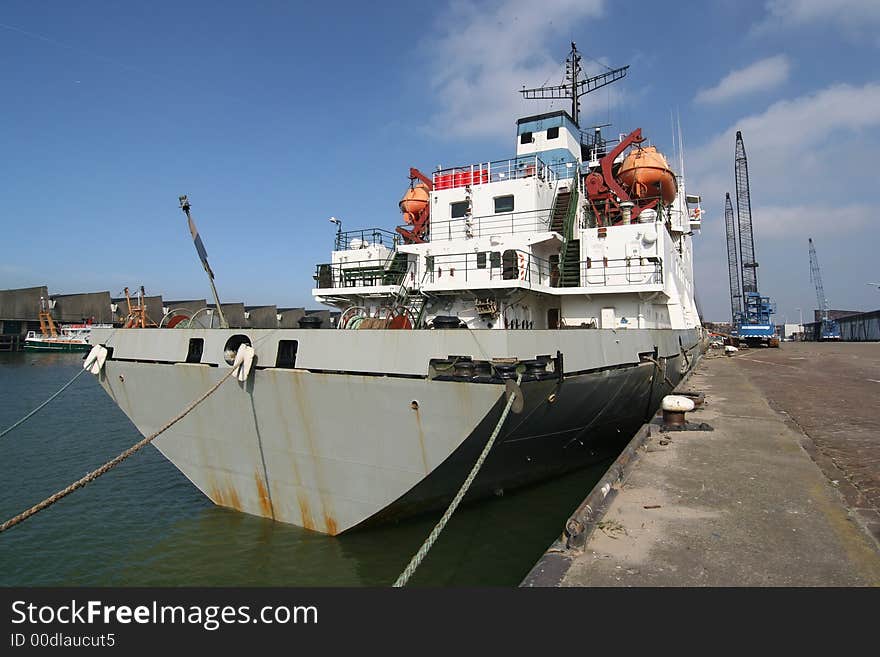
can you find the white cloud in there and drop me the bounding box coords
[425,0,607,139]
[694,55,790,105]
[754,0,880,43]
[687,81,880,320]
[688,81,880,204]
[749,203,870,238]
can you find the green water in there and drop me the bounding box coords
[0,353,616,586]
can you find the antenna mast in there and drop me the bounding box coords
[520,42,628,127]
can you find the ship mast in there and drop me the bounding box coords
[519,42,628,127]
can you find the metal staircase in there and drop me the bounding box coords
[550,189,571,233]
[559,239,581,287]
[552,183,581,287]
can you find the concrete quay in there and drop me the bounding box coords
[524,343,880,586]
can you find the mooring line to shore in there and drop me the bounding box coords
[393,373,523,588]
[0,367,89,440]
[1,329,120,441]
[0,367,236,534]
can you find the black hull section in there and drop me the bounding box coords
[359,348,696,530]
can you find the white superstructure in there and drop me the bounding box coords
[313,109,703,337]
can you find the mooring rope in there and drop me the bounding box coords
[0,367,236,534]
[0,329,120,440]
[0,367,89,440]
[393,373,523,587]
[647,356,676,389]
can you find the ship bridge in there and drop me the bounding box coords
[515,110,581,178]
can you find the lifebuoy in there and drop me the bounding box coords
[518,253,526,280]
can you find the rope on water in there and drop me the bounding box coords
[393,373,523,587]
[0,367,88,440]
[0,367,236,534]
[0,328,119,440]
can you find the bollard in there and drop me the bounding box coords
[661,395,695,427]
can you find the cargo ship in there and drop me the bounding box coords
[89,44,706,534]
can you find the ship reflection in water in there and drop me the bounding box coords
[0,353,616,586]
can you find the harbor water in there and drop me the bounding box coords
[0,352,619,586]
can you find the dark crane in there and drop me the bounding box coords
[520,42,628,127]
[724,193,743,325]
[808,238,841,340]
[731,131,777,345]
[734,131,758,295]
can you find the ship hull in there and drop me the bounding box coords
[24,340,90,352]
[92,326,703,534]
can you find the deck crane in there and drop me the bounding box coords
[733,131,778,347]
[808,238,841,340]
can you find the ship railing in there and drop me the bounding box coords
[314,258,415,290]
[424,249,553,286]
[581,256,663,287]
[334,228,400,251]
[432,155,557,191]
[428,207,554,241]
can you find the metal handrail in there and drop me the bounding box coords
[334,228,400,251]
[581,256,663,286]
[432,155,557,190]
[314,257,414,290]
[428,207,554,241]
[424,249,553,286]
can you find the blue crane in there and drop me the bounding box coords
[808,238,841,340]
[732,131,778,346]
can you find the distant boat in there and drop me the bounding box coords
[23,297,111,352]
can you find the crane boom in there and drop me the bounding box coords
[734,131,758,294]
[808,238,840,339]
[808,238,828,318]
[724,193,743,324]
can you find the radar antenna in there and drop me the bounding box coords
[520,42,628,127]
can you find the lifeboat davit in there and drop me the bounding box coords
[617,146,677,204]
[399,183,430,225]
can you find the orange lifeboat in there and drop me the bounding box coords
[399,183,430,225]
[617,146,677,204]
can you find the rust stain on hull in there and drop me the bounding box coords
[227,486,242,512]
[290,371,337,532]
[255,474,275,519]
[298,495,316,532]
[210,484,242,512]
[325,515,338,536]
[414,408,429,473]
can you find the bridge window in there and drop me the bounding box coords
[490,251,501,268]
[476,252,487,269]
[494,195,514,213]
[547,127,559,140]
[520,131,533,144]
[451,201,469,219]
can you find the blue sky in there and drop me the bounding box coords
[2,0,879,322]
